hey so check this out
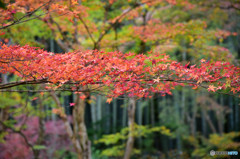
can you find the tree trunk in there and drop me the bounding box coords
[122,97,127,127]
[191,90,197,136]
[137,99,143,149]
[73,94,92,159]
[90,95,97,139]
[202,108,217,134]
[123,98,136,159]
[113,98,117,133]
[50,91,89,159]
[218,95,224,135]
[235,97,239,131]
[33,95,45,159]
[150,97,155,126]
[97,95,102,131]
[229,96,233,131]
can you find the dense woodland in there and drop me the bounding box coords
[0,0,240,159]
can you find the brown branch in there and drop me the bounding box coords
[0,0,53,30]
[77,15,96,45]
[94,0,155,49]
[0,77,238,98]
[0,77,213,90]
[0,78,48,89]
[0,121,36,156]
[49,91,83,155]
[0,89,89,92]
[48,15,72,52]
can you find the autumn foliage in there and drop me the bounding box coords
[0,44,239,97]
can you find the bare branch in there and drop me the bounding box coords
[0,121,35,153]
[0,79,48,89]
[77,15,96,45]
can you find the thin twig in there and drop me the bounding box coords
[0,0,53,30]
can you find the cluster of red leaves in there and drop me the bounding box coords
[0,44,240,98]
[133,20,187,42]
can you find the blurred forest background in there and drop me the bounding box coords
[0,0,240,159]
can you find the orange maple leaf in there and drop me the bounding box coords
[153,77,160,83]
[106,98,112,103]
[208,85,217,92]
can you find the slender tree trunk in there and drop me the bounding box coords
[158,95,168,157]
[145,99,150,125]
[105,101,110,134]
[139,12,147,54]
[150,97,155,126]
[122,98,128,127]
[33,95,45,159]
[123,98,136,159]
[191,91,197,136]
[50,91,83,159]
[113,98,117,133]
[202,108,217,134]
[229,96,233,131]
[90,95,97,139]
[137,99,142,148]
[200,91,207,137]
[174,90,182,156]
[113,27,119,51]
[235,97,239,131]
[97,95,102,131]
[218,95,224,135]
[181,88,185,122]
[73,94,91,159]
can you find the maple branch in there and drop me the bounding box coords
[73,18,80,45]
[0,13,51,30]
[48,15,72,52]
[0,78,211,89]
[77,14,96,45]
[90,0,158,49]
[0,89,88,92]
[95,0,156,49]
[96,7,134,47]
[18,97,31,131]
[56,39,71,52]
[0,121,36,155]
[0,79,48,89]
[0,0,53,30]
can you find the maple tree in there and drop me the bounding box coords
[0,0,240,159]
[0,44,240,159]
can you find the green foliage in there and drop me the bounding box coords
[91,147,108,159]
[33,145,46,150]
[95,124,172,157]
[185,132,240,159]
[101,144,125,157]
[208,8,228,28]
[0,93,20,108]
[2,15,51,47]
[0,131,8,143]
[53,149,78,159]
[0,92,21,143]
